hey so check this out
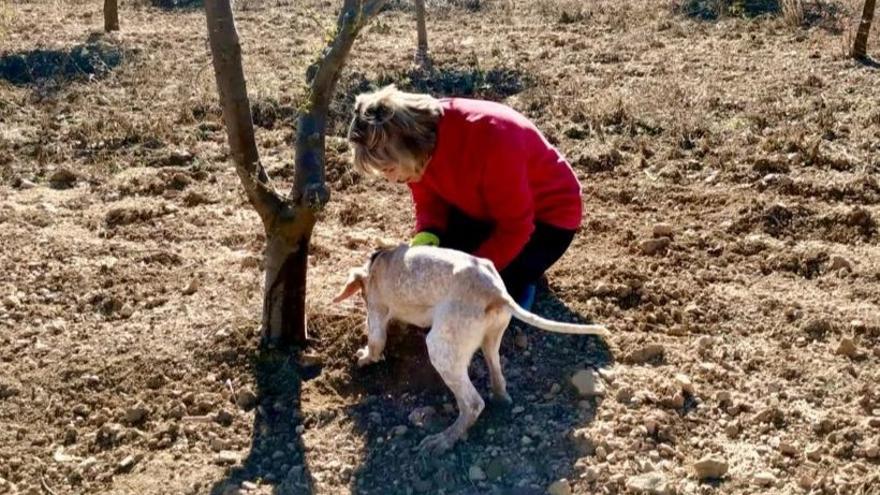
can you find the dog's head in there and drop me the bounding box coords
[332,248,395,304]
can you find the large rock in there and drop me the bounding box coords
[547,479,572,495]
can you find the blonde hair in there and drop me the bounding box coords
[347,85,443,179]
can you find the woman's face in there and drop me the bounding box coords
[377,163,411,184]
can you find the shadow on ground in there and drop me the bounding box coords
[0,38,126,87]
[341,286,613,494]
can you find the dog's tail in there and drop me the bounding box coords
[503,296,609,336]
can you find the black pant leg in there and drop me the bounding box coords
[498,223,577,299]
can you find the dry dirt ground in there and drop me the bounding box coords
[2,0,880,494]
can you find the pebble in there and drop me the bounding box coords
[514,331,528,349]
[571,369,605,397]
[116,454,140,473]
[240,481,258,491]
[624,343,665,364]
[468,465,486,481]
[692,456,728,480]
[639,237,671,255]
[835,338,858,358]
[675,374,695,395]
[753,472,777,487]
[798,473,814,490]
[547,479,572,495]
[407,406,437,428]
[626,472,671,495]
[124,404,149,425]
[805,444,822,461]
[829,255,853,272]
[392,425,408,437]
[653,223,674,238]
[215,451,242,466]
[49,168,78,188]
[235,388,258,410]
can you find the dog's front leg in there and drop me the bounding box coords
[356,306,388,367]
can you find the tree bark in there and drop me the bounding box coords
[205,0,387,347]
[414,0,429,63]
[104,0,119,32]
[853,0,876,59]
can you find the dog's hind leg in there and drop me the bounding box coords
[482,311,512,405]
[419,313,485,455]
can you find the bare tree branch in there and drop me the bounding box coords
[293,0,388,205]
[205,0,286,225]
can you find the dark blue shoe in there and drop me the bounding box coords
[517,283,537,311]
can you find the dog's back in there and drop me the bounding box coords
[370,245,504,309]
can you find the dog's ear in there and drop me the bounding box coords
[333,267,368,303]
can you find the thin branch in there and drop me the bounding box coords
[293,0,388,204]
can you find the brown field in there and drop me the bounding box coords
[1,0,879,494]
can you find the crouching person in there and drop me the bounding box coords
[347,85,583,310]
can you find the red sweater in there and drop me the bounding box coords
[408,98,582,270]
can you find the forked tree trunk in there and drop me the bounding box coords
[205,0,387,347]
[853,0,876,59]
[414,0,429,64]
[104,0,119,32]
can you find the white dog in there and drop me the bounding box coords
[333,245,609,454]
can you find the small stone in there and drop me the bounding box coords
[392,425,408,437]
[640,237,671,255]
[829,255,852,272]
[616,386,634,404]
[124,404,148,425]
[805,444,822,461]
[835,338,858,358]
[570,428,596,455]
[215,409,234,427]
[215,451,242,466]
[865,446,879,459]
[210,437,228,452]
[624,343,665,364]
[512,405,525,415]
[514,331,528,349]
[753,472,777,487]
[407,406,437,428]
[468,465,486,481]
[675,374,695,395]
[18,178,37,189]
[571,369,605,397]
[626,472,671,495]
[692,456,728,480]
[116,454,140,473]
[547,479,572,495]
[798,473,814,490]
[521,435,532,446]
[118,303,135,319]
[241,481,258,491]
[696,335,715,350]
[778,441,798,456]
[49,168,78,188]
[235,388,258,410]
[182,278,200,295]
[653,223,674,238]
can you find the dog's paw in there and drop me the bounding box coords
[418,432,455,456]
[355,347,377,368]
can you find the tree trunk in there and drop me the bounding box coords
[205,0,387,348]
[415,0,429,63]
[853,0,876,59]
[104,0,119,32]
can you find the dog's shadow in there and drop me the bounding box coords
[345,286,614,494]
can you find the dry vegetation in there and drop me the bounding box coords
[1,0,879,494]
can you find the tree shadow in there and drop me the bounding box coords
[0,39,126,87]
[208,348,315,495]
[676,0,846,33]
[150,0,204,10]
[855,56,880,69]
[342,287,613,494]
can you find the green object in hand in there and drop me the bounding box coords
[410,231,440,247]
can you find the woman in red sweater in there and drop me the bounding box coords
[347,86,583,310]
